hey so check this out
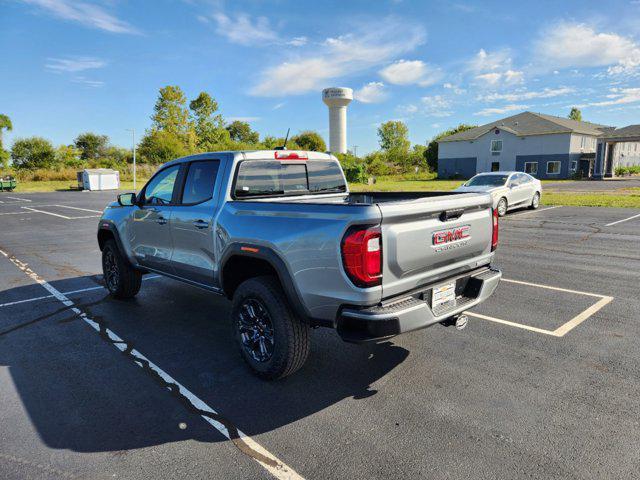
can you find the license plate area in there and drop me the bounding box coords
[432,281,456,310]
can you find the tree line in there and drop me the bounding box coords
[1,97,587,180]
[0,86,327,171]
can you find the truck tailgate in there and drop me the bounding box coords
[377,193,494,299]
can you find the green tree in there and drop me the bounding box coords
[138,130,188,164]
[226,120,259,144]
[74,132,109,160]
[377,121,410,152]
[424,124,477,172]
[10,137,56,169]
[189,91,229,151]
[290,130,326,152]
[0,114,12,168]
[151,86,196,151]
[55,144,82,167]
[152,86,191,134]
[568,107,582,122]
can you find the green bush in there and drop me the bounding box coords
[336,153,368,183]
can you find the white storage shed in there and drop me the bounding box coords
[77,169,120,191]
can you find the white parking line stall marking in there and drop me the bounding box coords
[19,206,100,220]
[0,249,303,480]
[506,206,562,218]
[605,212,640,227]
[501,277,604,298]
[0,275,162,308]
[467,277,613,337]
[6,196,32,202]
[46,204,103,213]
[20,206,74,219]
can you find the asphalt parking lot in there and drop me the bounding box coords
[1,191,640,479]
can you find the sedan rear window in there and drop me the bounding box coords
[465,175,509,187]
[234,160,346,198]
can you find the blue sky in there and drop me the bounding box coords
[2,0,640,154]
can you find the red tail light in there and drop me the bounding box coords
[274,151,308,160]
[491,208,499,251]
[341,226,382,288]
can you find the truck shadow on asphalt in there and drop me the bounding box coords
[0,275,409,453]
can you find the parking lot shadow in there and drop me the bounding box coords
[0,275,409,453]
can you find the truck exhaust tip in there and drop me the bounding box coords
[455,315,468,330]
[440,314,469,330]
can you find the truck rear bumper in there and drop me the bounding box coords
[336,267,501,343]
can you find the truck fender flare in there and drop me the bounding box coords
[97,220,126,253]
[219,244,324,326]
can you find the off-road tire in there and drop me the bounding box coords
[102,239,142,299]
[232,276,310,380]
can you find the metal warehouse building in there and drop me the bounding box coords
[437,111,640,179]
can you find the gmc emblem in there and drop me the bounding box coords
[432,225,470,251]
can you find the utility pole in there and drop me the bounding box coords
[125,128,136,191]
[352,145,358,157]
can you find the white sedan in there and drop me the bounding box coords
[454,171,542,217]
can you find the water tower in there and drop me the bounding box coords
[322,87,353,154]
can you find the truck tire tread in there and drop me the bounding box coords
[102,239,142,299]
[232,275,310,380]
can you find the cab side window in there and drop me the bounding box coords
[143,165,180,205]
[181,160,220,204]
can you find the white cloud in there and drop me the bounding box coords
[475,72,502,85]
[478,86,575,102]
[212,12,279,46]
[379,59,442,86]
[250,18,425,96]
[421,95,452,117]
[468,49,524,86]
[21,0,138,34]
[287,36,308,47]
[535,23,640,75]
[72,76,104,87]
[272,102,286,110]
[576,87,640,108]
[443,83,466,95]
[468,48,511,73]
[397,104,418,115]
[474,104,529,116]
[45,56,106,73]
[354,82,387,103]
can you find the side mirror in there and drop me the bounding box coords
[117,192,137,206]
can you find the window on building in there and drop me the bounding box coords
[490,140,502,153]
[547,161,561,174]
[524,162,538,175]
[491,161,500,172]
[580,136,586,149]
[571,161,577,172]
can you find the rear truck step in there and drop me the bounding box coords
[336,267,501,343]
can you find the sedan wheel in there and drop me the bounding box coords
[497,197,508,217]
[529,192,540,210]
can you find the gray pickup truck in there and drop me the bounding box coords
[98,150,501,379]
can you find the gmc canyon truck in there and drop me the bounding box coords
[98,150,501,379]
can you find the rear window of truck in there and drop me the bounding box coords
[234,160,347,198]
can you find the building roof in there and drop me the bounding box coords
[438,111,611,143]
[601,124,640,140]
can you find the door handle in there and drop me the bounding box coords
[156,217,167,225]
[193,220,209,229]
